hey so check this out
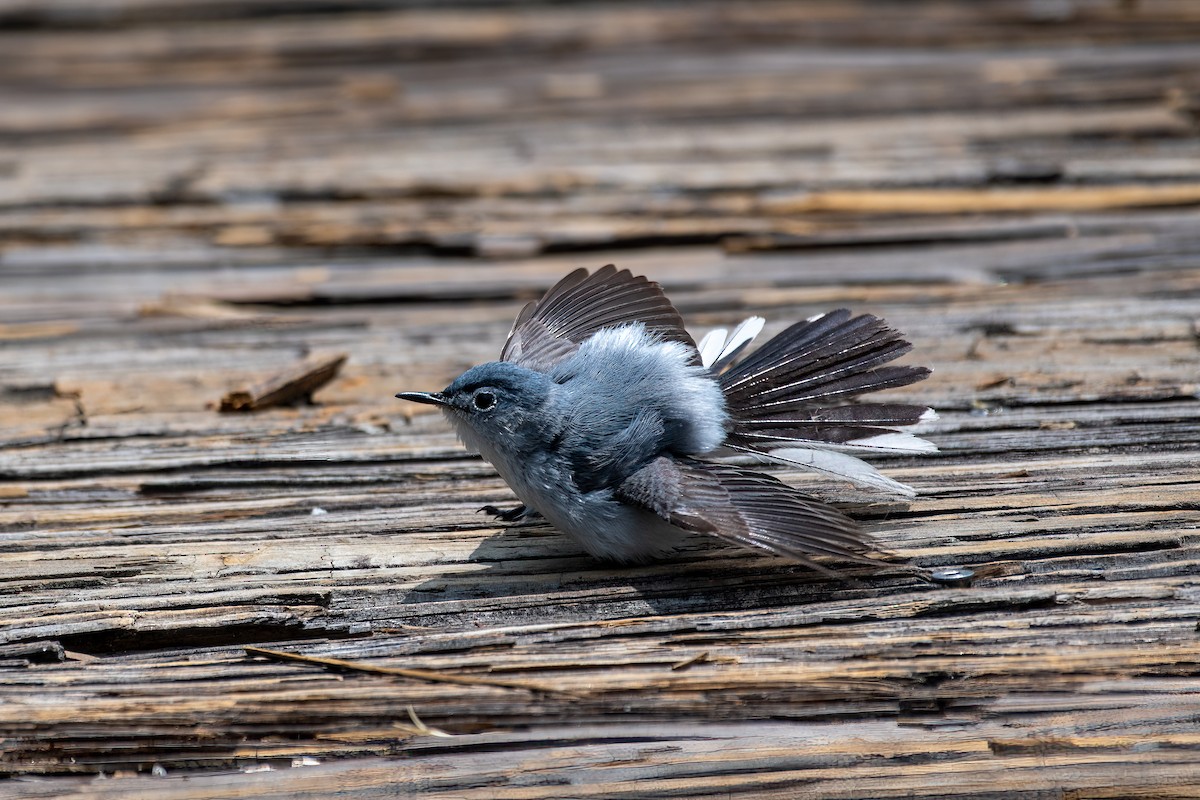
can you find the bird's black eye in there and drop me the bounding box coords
[472,391,496,411]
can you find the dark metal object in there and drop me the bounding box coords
[930,567,976,587]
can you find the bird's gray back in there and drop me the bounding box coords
[547,324,727,492]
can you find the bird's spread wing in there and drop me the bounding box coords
[500,265,698,372]
[615,456,885,575]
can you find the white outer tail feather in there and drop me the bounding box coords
[831,431,938,453]
[697,328,727,369]
[761,446,918,497]
[699,316,765,372]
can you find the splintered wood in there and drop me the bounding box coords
[218,353,347,412]
[2,1,1200,798]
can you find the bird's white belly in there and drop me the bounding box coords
[472,432,685,562]
[536,493,686,562]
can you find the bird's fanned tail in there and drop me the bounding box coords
[714,310,937,496]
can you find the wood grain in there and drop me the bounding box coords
[2,1,1200,797]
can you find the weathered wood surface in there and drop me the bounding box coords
[2,1,1200,797]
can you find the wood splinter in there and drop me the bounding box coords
[219,352,347,412]
[244,646,576,696]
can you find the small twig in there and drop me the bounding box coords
[397,705,453,738]
[245,646,575,696]
[375,624,437,633]
[670,651,710,671]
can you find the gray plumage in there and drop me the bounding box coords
[397,266,936,572]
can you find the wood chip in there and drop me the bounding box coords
[219,353,348,412]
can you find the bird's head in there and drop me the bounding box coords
[396,361,555,458]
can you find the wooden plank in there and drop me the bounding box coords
[3,239,1199,790]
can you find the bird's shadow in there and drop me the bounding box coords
[396,516,927,630]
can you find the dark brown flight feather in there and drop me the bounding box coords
[501,265,697,372]
[616,456,880,575]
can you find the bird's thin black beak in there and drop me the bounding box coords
[395,391,450,408]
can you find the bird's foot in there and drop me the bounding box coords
[479,504,539,522]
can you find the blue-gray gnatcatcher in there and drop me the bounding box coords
[398,266,935,572]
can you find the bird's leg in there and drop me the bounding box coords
[479,504,540,522]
